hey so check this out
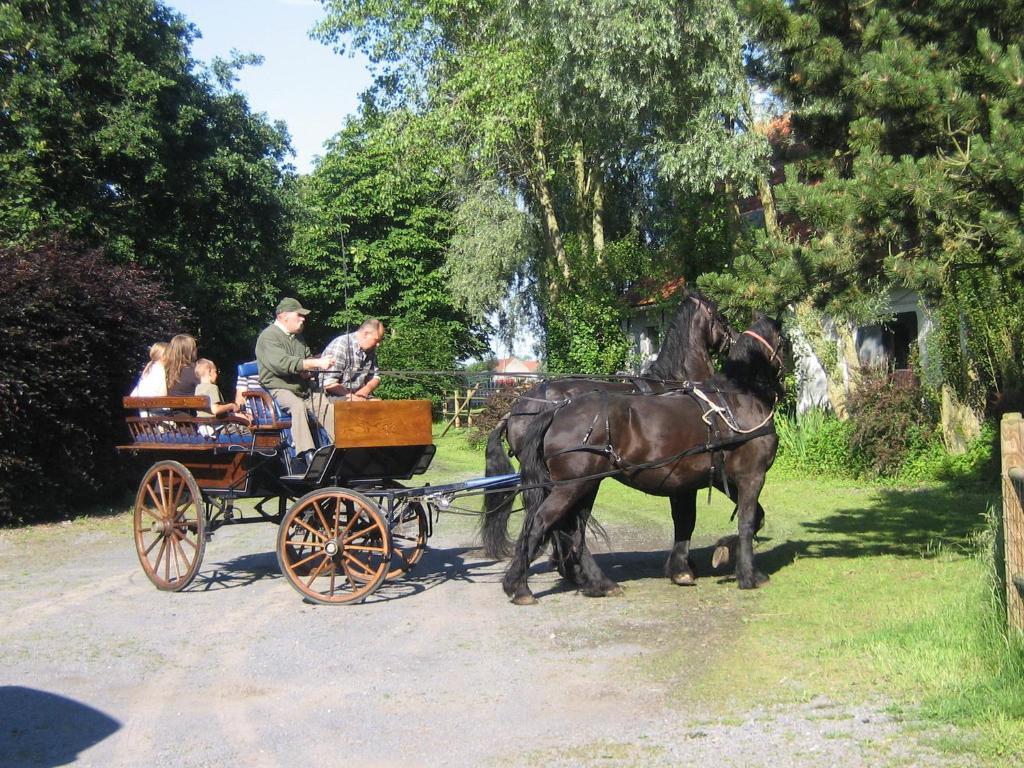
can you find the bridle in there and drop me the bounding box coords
[689,295,733,356]
[742,329,783,369]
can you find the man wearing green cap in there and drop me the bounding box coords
[255,297,336,468]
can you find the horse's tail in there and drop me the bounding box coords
[480,414,518,558]
[516,405,558,536]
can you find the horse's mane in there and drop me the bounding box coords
[711,315,784,403]
[648,289,719,381]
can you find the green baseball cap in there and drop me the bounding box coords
[275,297,310,316]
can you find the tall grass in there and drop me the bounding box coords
[773,408,863,478]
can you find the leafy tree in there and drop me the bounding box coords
[0,238,185,525]
[316,0,768,359]
[288,109,488,399]
[0,0,294,368]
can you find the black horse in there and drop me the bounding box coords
[500,315,785,605]
[481,289,740,585]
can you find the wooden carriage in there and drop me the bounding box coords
[118,389,437,605]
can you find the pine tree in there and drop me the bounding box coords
[700,0,1024,409]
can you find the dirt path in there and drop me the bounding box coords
[0,513,972,767]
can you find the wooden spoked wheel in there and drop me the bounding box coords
[385,498,428,580]
[133,460,206,591]
[277,488,392,605]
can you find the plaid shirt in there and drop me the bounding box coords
[322,332,380,392]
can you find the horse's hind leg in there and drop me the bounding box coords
[712,500,765,570]
[502,484,594,605]
[665,490,698,586]
[567,489,622,598]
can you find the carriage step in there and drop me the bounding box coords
[305,446,334,480]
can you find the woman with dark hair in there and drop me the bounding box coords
[165,333,200,397]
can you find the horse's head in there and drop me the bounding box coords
[722,313,786,400]
[690,293,735,359]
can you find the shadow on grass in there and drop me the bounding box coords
[526,479,997,589]
[796,481,994,559]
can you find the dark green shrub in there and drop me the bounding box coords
[846,367,937,478]
[467,382,534,448]
[0,238,185,525]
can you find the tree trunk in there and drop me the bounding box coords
[757,173,780,239]
[592,170,605,263]
[573,141,592,261]
[528,120,569,299]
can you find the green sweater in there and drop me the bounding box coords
[255,323,312,397]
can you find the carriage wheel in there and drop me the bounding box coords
[277,488,391,605]
[385,499,428,579]
[375,481,429,580]
[133,460,206,591]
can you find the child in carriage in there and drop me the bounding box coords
[195,358,251,437]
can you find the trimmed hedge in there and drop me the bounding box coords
[0,238,186,525]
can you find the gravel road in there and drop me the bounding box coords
[0,509,975,767]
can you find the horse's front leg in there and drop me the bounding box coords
[711,500,765,570]
[733,475,769,589]
[665,490,698,586]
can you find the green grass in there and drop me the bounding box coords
[439,427,1024,765]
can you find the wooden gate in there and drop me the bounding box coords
[1000,412,1024,635]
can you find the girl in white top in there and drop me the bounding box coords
[131,342,168,397]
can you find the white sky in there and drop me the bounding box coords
[165,0,372,174]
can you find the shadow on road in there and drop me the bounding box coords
[188,550,281,592]
[0,686,120,767]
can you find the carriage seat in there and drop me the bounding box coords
[121,396,254,447]
[236,362,331,453]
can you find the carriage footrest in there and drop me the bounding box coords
[304,445,334,483]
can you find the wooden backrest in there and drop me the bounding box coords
[123,395,208,411]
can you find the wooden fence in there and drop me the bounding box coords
[1000,412,1024,635]
[440,382,499,436]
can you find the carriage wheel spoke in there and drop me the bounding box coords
[145,485,163,514]
[343,524,378,544]
[303,555,331,588]
[291,549,325,570]
[156,471,169,511]
[169,475,186,515]
[292,515,328,541]
[345,543,387,554]
[342,551,375,579]
[143,532,162,557]
[312,499,332,536]
[169,532,184,581]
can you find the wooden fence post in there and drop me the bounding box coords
[1000,412,1024,635]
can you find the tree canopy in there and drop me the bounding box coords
[1,0,294,367]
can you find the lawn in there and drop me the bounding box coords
[433,428,1024,765]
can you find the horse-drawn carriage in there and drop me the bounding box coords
[118,363,516,605]
[120,295,785,607]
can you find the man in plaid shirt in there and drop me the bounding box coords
[322,318,385,400]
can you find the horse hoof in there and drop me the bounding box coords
[670,571,696,586]
[511,593,538,606]
[606,585,624,597]
[738,571,770,589]
[711,546,730,569]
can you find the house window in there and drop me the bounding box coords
[888,311,919,371]
[856,311,919,371]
